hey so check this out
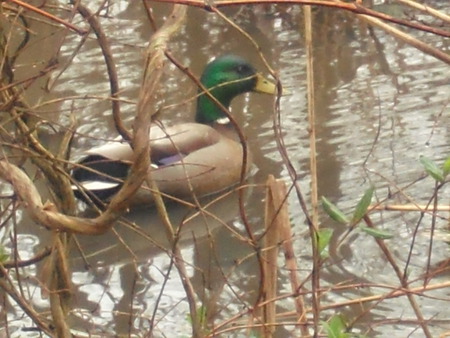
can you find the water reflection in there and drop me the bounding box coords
[68,187,251,334]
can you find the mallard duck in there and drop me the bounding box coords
[71,54,277,206]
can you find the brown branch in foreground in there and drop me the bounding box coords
[0,0,180,235]
[0,159,114,234]
[275,280,450,318]
[370,204,450,212]
[0,247,52,272]
[6,0,87,35]
[397,0,450,23]
[214,279,450,334]
[357,12,450,64]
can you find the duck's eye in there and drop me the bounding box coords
[235,64,251,75]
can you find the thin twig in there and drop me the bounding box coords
[363,215,433,337]
[76,3,130,141]
[0,265,54,335]
[7,0,87,35]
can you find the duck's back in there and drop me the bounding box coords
[135,122,252,204]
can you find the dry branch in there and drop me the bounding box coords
[0,5,188,237]
[278,280,450,315]
[397,0,450,23]
[0,247,52,271]
[5,0,87,35]
[356,12,450,64]
[363,215,433,337]
[0,160,114,234]
[371,204,450,212]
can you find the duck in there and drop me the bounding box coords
[71,54,277,206]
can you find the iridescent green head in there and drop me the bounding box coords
[195,55,276,124]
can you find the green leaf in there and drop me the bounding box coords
[420,156,444,182]
[321,314,349,338]
[186,305,207,328]
[321,196,349,224]
[0,246,9,263]
[359,226,393,239]
[248,331,261,338]
[316,228,333,258]
[442,157,450,177]
[351,186,374,225]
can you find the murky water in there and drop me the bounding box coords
[1,1,449,337]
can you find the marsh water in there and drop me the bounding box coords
[2,1,450,337]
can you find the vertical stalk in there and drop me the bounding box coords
[303,5,320,337]
[259,175,283,337]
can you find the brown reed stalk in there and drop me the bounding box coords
[304,4,321,337]
[0,0,162,235]
[257,175,284,337]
